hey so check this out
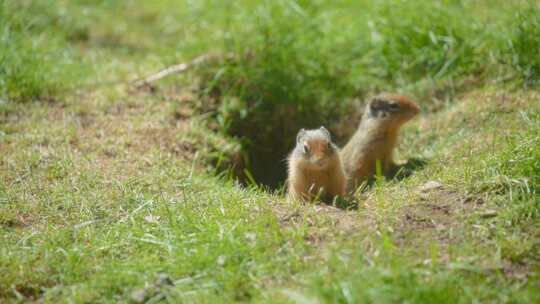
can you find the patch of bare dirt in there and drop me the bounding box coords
[64,94,212,173]
[395,184,484,246]
[390,182,540,280]
[271,201,371,246]
[502,259,535,281]
[8,284,44,302]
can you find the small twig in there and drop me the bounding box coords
[17,231,37,246]
[9,170,31,188]
[73,219,102,229]
[11,286,25,301]
[188,151,199,180]
[133,52,232,88]
[120,199,154,223]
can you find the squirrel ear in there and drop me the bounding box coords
[296,128,306,143]
[319,126,331,139]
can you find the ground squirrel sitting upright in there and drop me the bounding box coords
[340,93,420,190]
[287,127,346,202]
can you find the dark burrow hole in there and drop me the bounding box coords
[170,54,448,191]
[161,57,365,190]
[222,103,364,190]
[216,102,428,191]
[166,81,430,191]
[170,66,437,190]
[165,84,430,193]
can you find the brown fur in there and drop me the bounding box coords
[287,128,346,202]
[340,93,420,191]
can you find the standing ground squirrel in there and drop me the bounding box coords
[340,93,420,191]
[287,127,346,202]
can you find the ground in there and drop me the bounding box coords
[1,1,540,303]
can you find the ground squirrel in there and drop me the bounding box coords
[287,127,347,202]
[340,93,420,190]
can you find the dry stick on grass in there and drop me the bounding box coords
[133,52,232,88]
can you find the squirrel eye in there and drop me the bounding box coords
[303,144,310,154]
[389,103,400,109]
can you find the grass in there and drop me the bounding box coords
[0,1,99,102]
[1,0,540,302]
[504,4,540,88]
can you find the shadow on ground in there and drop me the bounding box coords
[389,157,428,181]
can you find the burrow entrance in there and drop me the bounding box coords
[222,102,363,190]
[166,58,365,189]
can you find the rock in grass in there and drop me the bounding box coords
[130,288,148,303]
[130,274,174,303]
[419,181,443,192]
[479,210,498,218]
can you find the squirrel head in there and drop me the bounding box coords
[367,93,420,126]
[294,126,337,170]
